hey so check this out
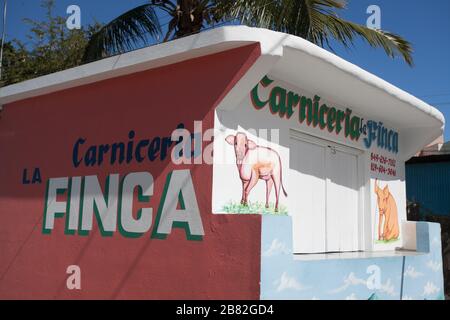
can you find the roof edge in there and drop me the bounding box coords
[0,26,265,105]
[0,26,445,131]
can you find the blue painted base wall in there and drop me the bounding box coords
[261,216,444,300]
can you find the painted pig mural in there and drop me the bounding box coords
[226,133,287,212]
[375,179,400,241]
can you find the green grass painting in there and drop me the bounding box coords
[221,201,288,215]
[374,238,400,244]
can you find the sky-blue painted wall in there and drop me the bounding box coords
[261,216,444,300]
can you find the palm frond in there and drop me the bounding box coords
[226,0,413,66]
[83,0,413,66]
[83,4,161,62]
[304,0,413,65]
[224,0,281,30]
[164,18,178,42]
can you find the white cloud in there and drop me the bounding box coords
[274,272,310,292]
[345,293,358,300]
[379,278,396,297]
[423,281,440,297]
[404,266,423,279]
[402,295,414,300]
[328,272,367,294]
[426,260,442,272]
[263,238,290,257]
[328,272,396,297]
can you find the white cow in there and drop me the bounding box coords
[226,133,287,212]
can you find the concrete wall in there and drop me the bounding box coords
[213,75,406,252]
[0,44,262,299]
[261,217,445,300]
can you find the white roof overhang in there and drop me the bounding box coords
[0,26,444,160]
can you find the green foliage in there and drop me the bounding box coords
[2,0,415,86]
[83,0,223,62]
[374,238,400,244]
[85,0,413,66]
[227,0,413,66]
[83,4,161,62]
[1,0,102,87]
[222,200,288,215]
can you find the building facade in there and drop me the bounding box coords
[0,27,445,300]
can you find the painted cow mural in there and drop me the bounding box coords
[374,179,400,241]
[225,133,287,212]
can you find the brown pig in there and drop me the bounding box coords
[375,179,400,241]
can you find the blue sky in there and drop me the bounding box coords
[4,0,450,140]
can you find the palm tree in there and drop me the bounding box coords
[83,0,413,66]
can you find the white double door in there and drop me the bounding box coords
[290,132,361,254]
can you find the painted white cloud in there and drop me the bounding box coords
[402,295,414,300]
[379,278,396,297]
[426,260,442,272]
[404,266,424,279]
[423,281,440,297]
[263,238,290,257]
[274,272,310,292]
[345,293,358,300]
[328,272,367,294]
[329,272,396,297]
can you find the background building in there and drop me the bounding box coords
[406,137,450,298]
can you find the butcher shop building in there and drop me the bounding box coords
[0,26,445,300]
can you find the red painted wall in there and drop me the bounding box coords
[0,44,262,299]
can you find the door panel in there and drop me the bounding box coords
[290,138,326,254]
[326,147,359,252]
[290,132,361,254]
